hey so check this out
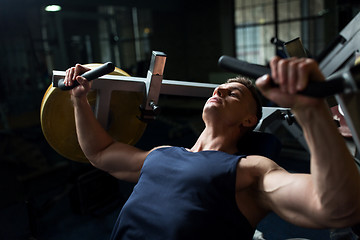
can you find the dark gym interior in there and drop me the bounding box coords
[1,0,360,239]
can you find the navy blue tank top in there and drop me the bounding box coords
[110,147,254,240]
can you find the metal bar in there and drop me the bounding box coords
[51,70,218,127]
[94,88,112,129]
[319,12,360,76]
[52,71,219,97]
[52,71,146,91]
[161,80,218,97]
[336,94,360,156]
[274,0,278,55]
[144,51,166,111]
[235,14,325,29]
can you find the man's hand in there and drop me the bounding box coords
[256,56,325,110]
[64,64,92,99]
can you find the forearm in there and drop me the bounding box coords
[72,95,115,162]
[293,101,360,222]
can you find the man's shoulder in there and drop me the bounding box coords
[237,155,283,177]
[149,145,173,153]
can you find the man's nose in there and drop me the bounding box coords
[216,88,226,97]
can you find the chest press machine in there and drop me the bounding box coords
[220,12,360,163]
[41,13,360,164]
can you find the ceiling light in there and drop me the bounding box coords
[45,5,62,12]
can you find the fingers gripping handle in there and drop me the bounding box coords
[56,62,115,90]
[218,55,346,98]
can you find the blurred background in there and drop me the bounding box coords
[1,0,360,239]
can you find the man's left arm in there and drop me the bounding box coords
[256,57,360,228]
[293,99,360,227]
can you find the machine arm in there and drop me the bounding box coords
[218,55,360,98]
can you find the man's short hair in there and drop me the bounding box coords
[226,76,263,129]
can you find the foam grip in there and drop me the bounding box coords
[218,55,270,79]
[218,55,345,98]
[57,62,115,90]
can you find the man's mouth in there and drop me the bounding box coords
[207,97,222,104]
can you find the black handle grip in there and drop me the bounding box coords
[218,55,270,79]
[57,62,115,90]
[218,55,345,98]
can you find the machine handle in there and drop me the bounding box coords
[56,62,115,90]
[218,55,346,98]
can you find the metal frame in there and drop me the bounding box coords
[318,12,360,153]
[52,51,218,128]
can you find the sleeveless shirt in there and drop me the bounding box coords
[110,147,254,240]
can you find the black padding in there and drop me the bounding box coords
[237,131,282,159]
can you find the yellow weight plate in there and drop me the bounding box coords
[40,65,147,163]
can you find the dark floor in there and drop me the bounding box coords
[0,106,346,240]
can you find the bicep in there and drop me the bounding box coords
[260,168,326,228]
[242,156,324,227]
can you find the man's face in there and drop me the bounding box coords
[203,82,257,128]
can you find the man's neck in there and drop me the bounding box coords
[190,126,242,154]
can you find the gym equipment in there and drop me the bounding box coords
[317,12,360,157]
[219,11,360,153]
[41,12,360,163]
[41,51,218,162]
[218,55,360,98]
[54,62,116,90]
[271,37,309,59]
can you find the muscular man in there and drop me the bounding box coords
[64,57,360,239]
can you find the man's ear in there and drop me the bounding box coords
[242,114,258,128]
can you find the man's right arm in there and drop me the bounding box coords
[66,64,149,182]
